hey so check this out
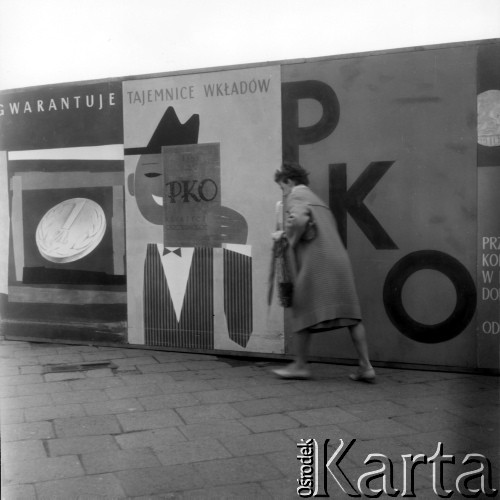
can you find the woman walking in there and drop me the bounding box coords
[272,162,375,382]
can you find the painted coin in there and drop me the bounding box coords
[36,198,106,263]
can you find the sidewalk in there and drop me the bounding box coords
[0,339,498,499]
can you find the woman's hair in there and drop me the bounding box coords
[274,161,310,186]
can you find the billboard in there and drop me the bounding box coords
[0,40,498,371]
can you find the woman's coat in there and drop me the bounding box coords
[284,185,362,332]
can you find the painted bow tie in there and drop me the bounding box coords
[163,248,182,257]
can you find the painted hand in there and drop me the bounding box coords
[206,206,248,245]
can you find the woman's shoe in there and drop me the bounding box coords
[272,365,311,380]
[349,368,376,383]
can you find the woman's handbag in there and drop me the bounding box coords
[302,208,316,241]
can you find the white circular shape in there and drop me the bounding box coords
[36,198,106,263]
[478,89,500,147]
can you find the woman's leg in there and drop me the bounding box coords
[348,322,375,380]
[293,329,311,370]
[272,329,311,378]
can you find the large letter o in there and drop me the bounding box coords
[383,250,477,343]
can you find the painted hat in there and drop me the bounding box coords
[124,106,199,155]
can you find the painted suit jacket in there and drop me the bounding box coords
[143,244,252,349]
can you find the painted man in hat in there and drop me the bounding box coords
[126,107,253,349]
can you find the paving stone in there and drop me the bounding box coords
[206,376,267,389]
[0,484,37,500]
[396,395,467,412]
[47,435,120,456]
[138,393,199,410]
[81,448,161,473]
[0,356,40,367]
[342,400,415,420]
[161,380,219,394]
[179,482,273,499]
[105,383,163,400]
[0,373,44,386]
[44,371,87,382]
[445,404,500,425]
[178,420,252,441]
[24,403,85,422]
[0,384,18,397]
[338,417,420,440]
[230,397,297,416]
[115,464,205,496]
[15,381,72,396]
[50,389,109,405]
[244,383,304,398]
[0,407,24,424]
[168,369,220,381]
[391,410,478,433]
[35,473,126,500]
[180,360,232,370]
[333,385,389,404]
[261,476,298,499]
[83,398,144,416]
[214,367,268,379]
[2,439,47,461]
[37,353,85,365]
[112,356,160,367]
[81,350,127,361]
[445,389,500,409]
[398,429,490,456]
[285,423,357,445]
[138,362,188,373]
[191,388,255,404]
[118,372,177,386]
[285,391,350,409]
[265,449,301,476]
[176,403,242,424]
[53,415,122,437]
[0,366,20,376]
[240,413,301,433]
[222,431,295,456]
[380,383,443,400]
[287,406,361,426]
[155,437,231,465]
[152,352,218,362]
[55,345,99,353]
[20,365,44,374]
[69,376,124,390]
[85,368,117,378]
[2,421,54,441]
[427,378,494,394]
[4,455,83,483]
[454,424,500,448]
[193,455,283,486]
[0,394,51,410]
[115,427,187,449]
[117,409,184,431]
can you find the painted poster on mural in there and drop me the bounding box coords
[281,46,480,367]
[0,81,127,341]
[162,143,221,248]
[123,66,283,353]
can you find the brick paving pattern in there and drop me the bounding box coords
[0,339,498,499]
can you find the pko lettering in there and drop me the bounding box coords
[164,178,218,203]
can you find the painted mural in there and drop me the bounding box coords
[123,65,284,353]
[0,40,498,370]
